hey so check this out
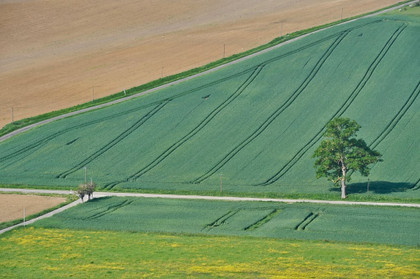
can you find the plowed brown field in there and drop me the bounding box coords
[0,0,401,128]
[0,194,66,223]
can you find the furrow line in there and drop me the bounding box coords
[57,101,169,178]
[370,80,420,149]
[125,65,265,181]
[258,23,407,186]
[191,31,349,184]
[84,199,133,220]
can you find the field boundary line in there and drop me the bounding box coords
[0,1,416,144]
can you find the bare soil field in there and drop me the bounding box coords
[0,0,401,128]
[0,194,66,223]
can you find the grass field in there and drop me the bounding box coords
[0,9,419,200]
[34,196,420,246]
[1,227,418,278]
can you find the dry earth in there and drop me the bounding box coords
[0,194,66,222]
[0,0,402,128]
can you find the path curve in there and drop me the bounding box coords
[0,0,416,143]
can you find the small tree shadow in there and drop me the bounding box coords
[330,181,415,194]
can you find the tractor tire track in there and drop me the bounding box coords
[191,31,349,184]
[258,23,407,186]
[0,20,378,169]
[370,80,420,149]
[84,199,133,220]
[57,101,170,179]
[0,31,340,164]
[103,65,265,190]
[294,211,322,231]
[0,70,255,165]
[104,21,383,189]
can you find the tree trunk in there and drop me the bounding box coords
[340,157,347,199]
[341,177,346,199]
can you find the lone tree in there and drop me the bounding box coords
[75,181,96,202]
[85,181,96,200]
[312,117,382,199]
[76,184,87,202]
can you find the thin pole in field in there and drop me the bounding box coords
[220,173,223,193]
[84,167,87,184]
[280,22,283,36]
[341,8,344,20]
[92,86,95,101]
[23,208,26,226]
[367,178,370,194]
[11,107,14,123]
[223,44,226,58]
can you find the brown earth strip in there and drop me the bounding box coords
[0,194,66,223]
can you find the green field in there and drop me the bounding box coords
[1,227,418,278]
[0,10,419,200]
[1,5,420,279]
[34,196,420,246]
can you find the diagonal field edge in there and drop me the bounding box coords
[0,1,415,144]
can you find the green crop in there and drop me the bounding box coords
[35,196,420,246]
[0,13,419,200]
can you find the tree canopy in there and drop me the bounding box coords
[312,117,382,199]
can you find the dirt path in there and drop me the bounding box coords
[0,0,404,128]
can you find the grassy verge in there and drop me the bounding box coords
[0,192,77,230]
[0,227,418,278]
[0,0,412,138]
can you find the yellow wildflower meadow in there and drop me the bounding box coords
[0,227,419,278]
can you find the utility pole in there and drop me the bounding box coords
[11,107,14,123]
[92,86,95,101]
[23,208,26,226]
[280,22,283,36]
[223,44,226,58]
[220,173,223,193]
[84,167,87,184]
[341,8,344,20]
[161,66,164,78]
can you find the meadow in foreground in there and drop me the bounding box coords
[1,227,419,278]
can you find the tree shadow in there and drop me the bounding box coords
[329,181,416,194]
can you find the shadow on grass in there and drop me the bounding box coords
[330,181,417,195]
